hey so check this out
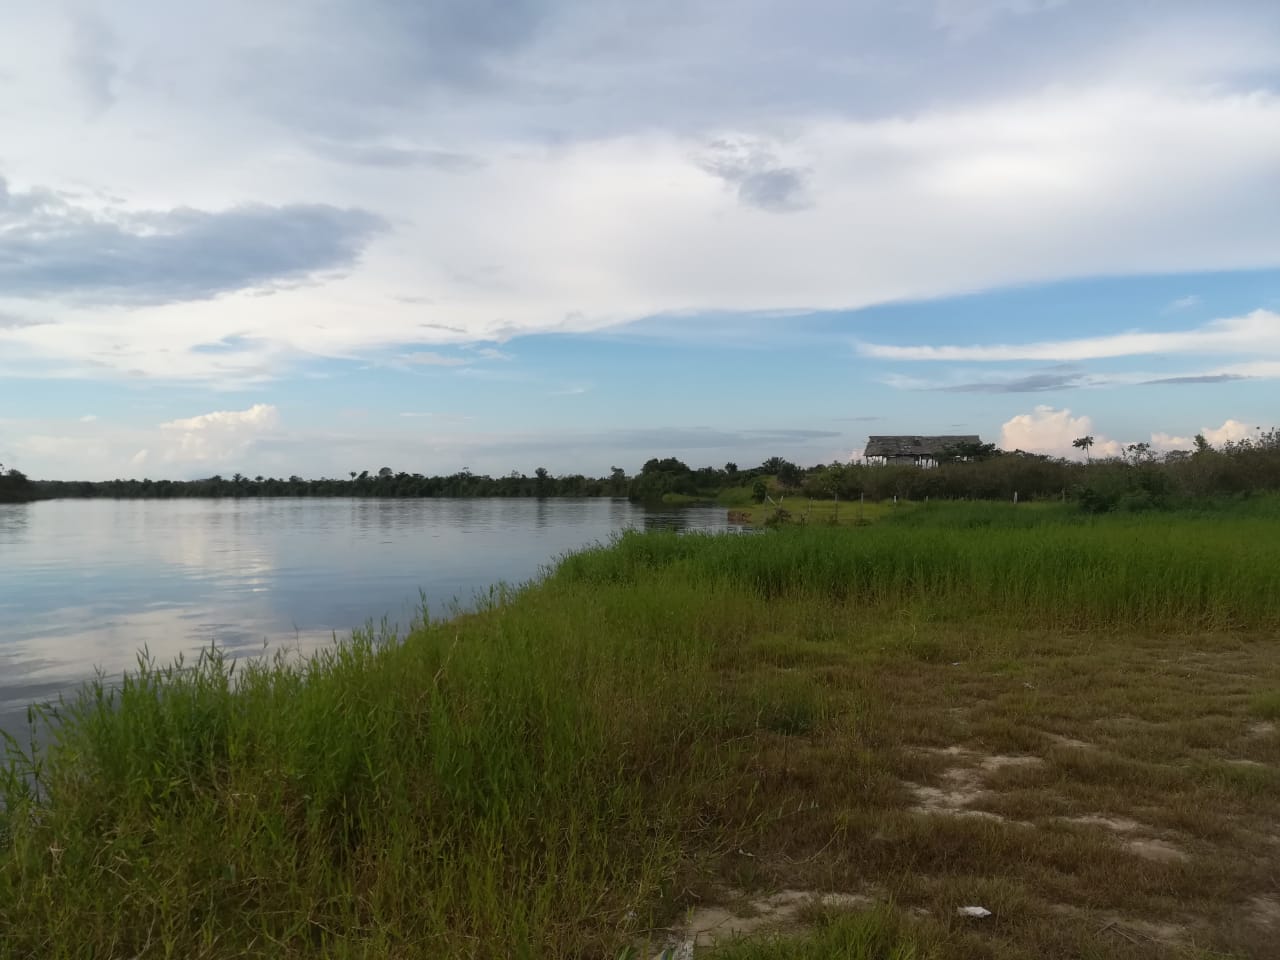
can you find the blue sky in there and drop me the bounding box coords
[1,1,1278,479]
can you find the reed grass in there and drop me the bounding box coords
[556,505,1280,631]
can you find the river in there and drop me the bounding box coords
[0,497,740,739]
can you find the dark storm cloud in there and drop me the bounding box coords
[0,177,385,304]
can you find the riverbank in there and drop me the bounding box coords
[4,502,1280,958]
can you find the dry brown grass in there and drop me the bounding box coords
[667,613,1280,959]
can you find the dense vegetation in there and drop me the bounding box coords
[4,500,1280,958]
[34,465,630,500]
[23,428,1280,510]
[0,465,37,503]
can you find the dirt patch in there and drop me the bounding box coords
[1248,896,1280,931]
[1100,715,1163,730]
[1064,815,1190,862]
[1124,838,1189,863]
[1043,733,1094,749]
[979,754,1043,772]
[1068,815,1144,833]
[650,889,876,957]
[906,750,1042,820]
[1247,721,1276,738]
[906,779,1004,820]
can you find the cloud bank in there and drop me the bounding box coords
[1000,406,1260,459]
[0,1,1275,382]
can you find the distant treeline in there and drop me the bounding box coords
[35,466,629,501]
[25,430,1280,511]
[0,466,37,503]
[629,434,1280,512]
[789,433,1280,513]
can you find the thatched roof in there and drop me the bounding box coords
[864,435,981,458]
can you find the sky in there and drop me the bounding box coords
[1,0,1278,480]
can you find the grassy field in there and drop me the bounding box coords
[3,501,1280,958]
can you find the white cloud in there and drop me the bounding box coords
[0,79,1279,382]
[1204,419,1256,447]
[158,403,279,463]
[1002,407,1261,458]
[859,310,1280,363]
[1000,406,1124,458]
[1164,294,1201,312]
[1150,419,1257,451]
[79,414,99,422]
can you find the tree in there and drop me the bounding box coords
[941,440,999,463]
[0,464,37,503]
[378,466,393,479]
[1126,441,1154,464]
[641,457,690,476]
[1193,434,1212,456]
[751,478,768,503]
[761,456,802,488]
[1072,435,1095,462]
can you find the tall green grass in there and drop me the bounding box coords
[1,579,765,958]
[4,506,1280,957]
[556,512,1280,630]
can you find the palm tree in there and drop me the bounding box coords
[1072,435,1095,462]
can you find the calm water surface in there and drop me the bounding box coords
[0,498,739,737]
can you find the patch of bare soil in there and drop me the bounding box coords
[1067,814,1144,832]
[1248,896,1280,931]
[1124,837,1190,863]
[905,749,1042,821]
[1042,733,1095,749]
[648,890,875,957]
[1065,814,1191,862]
